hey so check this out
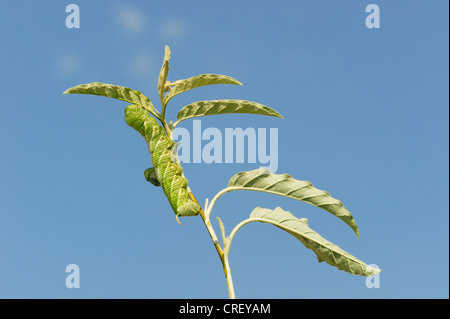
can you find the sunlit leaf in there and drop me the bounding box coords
[165,74,242,103]
[176,100,283,125]
[63,82,154,111]
[248,207,379,276]
[227,168,359,237]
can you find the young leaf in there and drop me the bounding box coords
[247,207,380,276]
[164,74,242,104]
[63,82,154,112]
[175,100,283,126]
[158,45,171,101]
[216,217,227,246]
[227,168,359,237]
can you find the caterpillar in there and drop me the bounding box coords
[124,104,200,221]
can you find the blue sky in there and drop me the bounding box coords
[0,1,448,298]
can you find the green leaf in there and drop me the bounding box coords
[63,82,154,111]
[164,74,242,103]
[175,100,283,125]
[227,168,359,237]
[247,207,380,276]
[158,45,171,101]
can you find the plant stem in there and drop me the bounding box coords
[188,192,236,299]
[205,187,235,219]
[224,219,253,257]
[160,96,236,298]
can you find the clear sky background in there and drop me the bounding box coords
[0,1,448,299]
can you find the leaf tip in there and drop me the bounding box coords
[164,45,171,59]
[273,110,284,119]
[353,225,360,239]
[367,266,382,276]
[271,110,284,119]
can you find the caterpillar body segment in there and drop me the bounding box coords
[124,104,200,218]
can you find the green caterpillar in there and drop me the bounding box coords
[124,104,200,221]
